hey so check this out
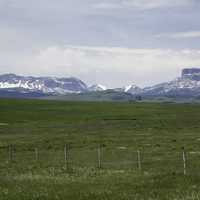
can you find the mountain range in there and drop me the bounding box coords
[1,68,200,101]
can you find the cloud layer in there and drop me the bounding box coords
[2,46,200,88]
[0,0,200,87]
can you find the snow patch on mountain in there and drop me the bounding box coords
[124,84,142,94]
[88,84,107,91]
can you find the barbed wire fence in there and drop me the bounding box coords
[0,144,199,176]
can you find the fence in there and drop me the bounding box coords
[0,144,199,175]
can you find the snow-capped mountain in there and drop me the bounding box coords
[142,68,200,97]
[1,68,200,100]
[0,74,88,94]
[113,68,200,98]
[88,84,107,91]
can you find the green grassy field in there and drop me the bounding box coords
[1,99,200,199]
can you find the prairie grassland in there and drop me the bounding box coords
[1,99,200,199]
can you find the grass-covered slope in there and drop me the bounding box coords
[1,99,200,199]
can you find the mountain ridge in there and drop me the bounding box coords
[0,73,87,94]
[1,68,200,100]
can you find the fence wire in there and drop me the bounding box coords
[0,145,200,175]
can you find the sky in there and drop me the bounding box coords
[0,0,200,88]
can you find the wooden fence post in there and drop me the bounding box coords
[137,150,141,170]
[64,144,70,169]
[182,147,186,175]
[35,148,39,161]
[51,167,55,176]
[98,145,102,169]
[8,145,13,162]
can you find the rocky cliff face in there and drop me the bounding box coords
[182,68,200,81]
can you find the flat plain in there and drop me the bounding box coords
[1,99,200,199]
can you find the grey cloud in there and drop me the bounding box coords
[0,0,200,50]
[0,0,200,86]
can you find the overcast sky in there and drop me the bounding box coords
[0,0,200,88]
